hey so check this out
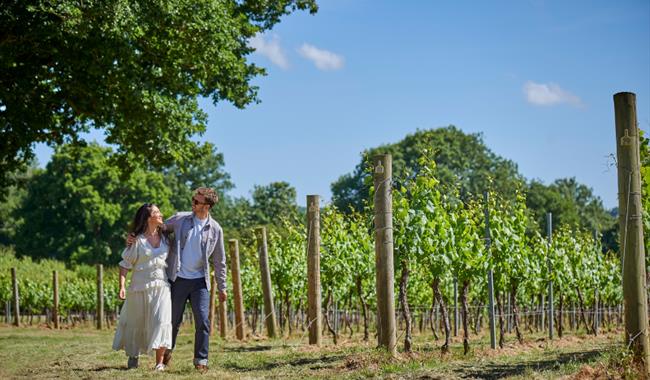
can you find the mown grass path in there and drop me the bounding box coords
[0,325,622,379]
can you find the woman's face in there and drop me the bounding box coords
[148,206,163,226]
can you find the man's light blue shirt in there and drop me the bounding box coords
[177,216,209,279]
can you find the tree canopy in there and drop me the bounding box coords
[0,0,317,190]
[14,143,174,264]
[526,177,615,235]
[331,126,524,212]
[251,181,300,226]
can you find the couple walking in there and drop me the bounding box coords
[111,187,228,372]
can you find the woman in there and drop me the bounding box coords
[112,203,172,371]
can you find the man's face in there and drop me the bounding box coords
[191,194,210,214]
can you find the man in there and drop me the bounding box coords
[127,187,227,372]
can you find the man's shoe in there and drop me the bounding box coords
[154,363,166,372]
[195,364,208,373]
[127,356,139,369]
[162,350,172,366]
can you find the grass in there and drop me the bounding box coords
[0,322,633,379]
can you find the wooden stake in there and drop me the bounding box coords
[53,271,59,329]
[229,239,246,340]
[256,227,278,338]
[307,195,322,345]
[614,91,650,371]
[11,268,19,327]
[373,154,396,354]
[96,264,103,330]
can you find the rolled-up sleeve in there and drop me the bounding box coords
[212,226,227,292]
[119,242,138,270]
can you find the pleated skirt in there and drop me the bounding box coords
[112,284,172,357]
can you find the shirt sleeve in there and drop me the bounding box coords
[212,226,227,292]
[119,240,139,270]
[165,212,185,229]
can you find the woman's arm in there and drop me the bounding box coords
[118,266,128,300]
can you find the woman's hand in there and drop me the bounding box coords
[119,286,126,300]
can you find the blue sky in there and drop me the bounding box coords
[36,0,650,209]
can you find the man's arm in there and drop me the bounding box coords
[212,226,227,300]
[164,212,187,229]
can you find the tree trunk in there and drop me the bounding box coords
[324,292,338,344]
[285,293,292,335]
[345,295,354,338]
[496,292,505,348]
[430,299,439,340]
[356,277,370,341]
[433,277,450,353]
[557,293,564,338]
[575,287,593,335]
[398,261,412,353]
[461,279,471,355]
[511,282,523,344]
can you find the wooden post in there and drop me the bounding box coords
[229,239,246,340]
[256,227,278,338]
[53,271,59,329]
[547,213,554,340]
[209,273,217,336]
[11,268,19,327]
[373,154,397,354]
[453,277,459,337]
[506,291,512,333]
[96,264,104,330]
[594,288,599,336]
[593,229,600,336]
[307,195,322,345]
[614,92,650,371]
[485,192,497,349]
[219,295,228,339]
[541,293,545,331]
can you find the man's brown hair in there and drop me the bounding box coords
[194,187,218,207]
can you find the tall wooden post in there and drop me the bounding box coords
[53,271,59,329]
[219,295,228,339]
[11,268,19,327]
[209,273,216,336]
[229,239,246,340]
[547,213,554,340]
[96,264,104,330]
[307,195,322,345]
[593,229,600,336]
[485,192,497,349]
[256,227,277,338]
[614,91,650,371]
[373,154,396,354]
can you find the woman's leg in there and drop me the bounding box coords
[155,347,166,365]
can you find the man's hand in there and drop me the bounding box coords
[119,286,126,300]
[125,233,136,247]
[218,290,227,303]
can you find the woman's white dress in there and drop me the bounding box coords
[112,235,172,357]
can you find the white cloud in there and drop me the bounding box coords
[524,81,582,107]
[297,43,344,71]
[249,34,289,70]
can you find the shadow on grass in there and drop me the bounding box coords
[88,365,130,372]
[222,345,274,353]
[222,354,345,372]
[454,349,604,379]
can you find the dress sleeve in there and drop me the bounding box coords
[118,239,139,270]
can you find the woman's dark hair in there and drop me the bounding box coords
[129,203,159,237]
